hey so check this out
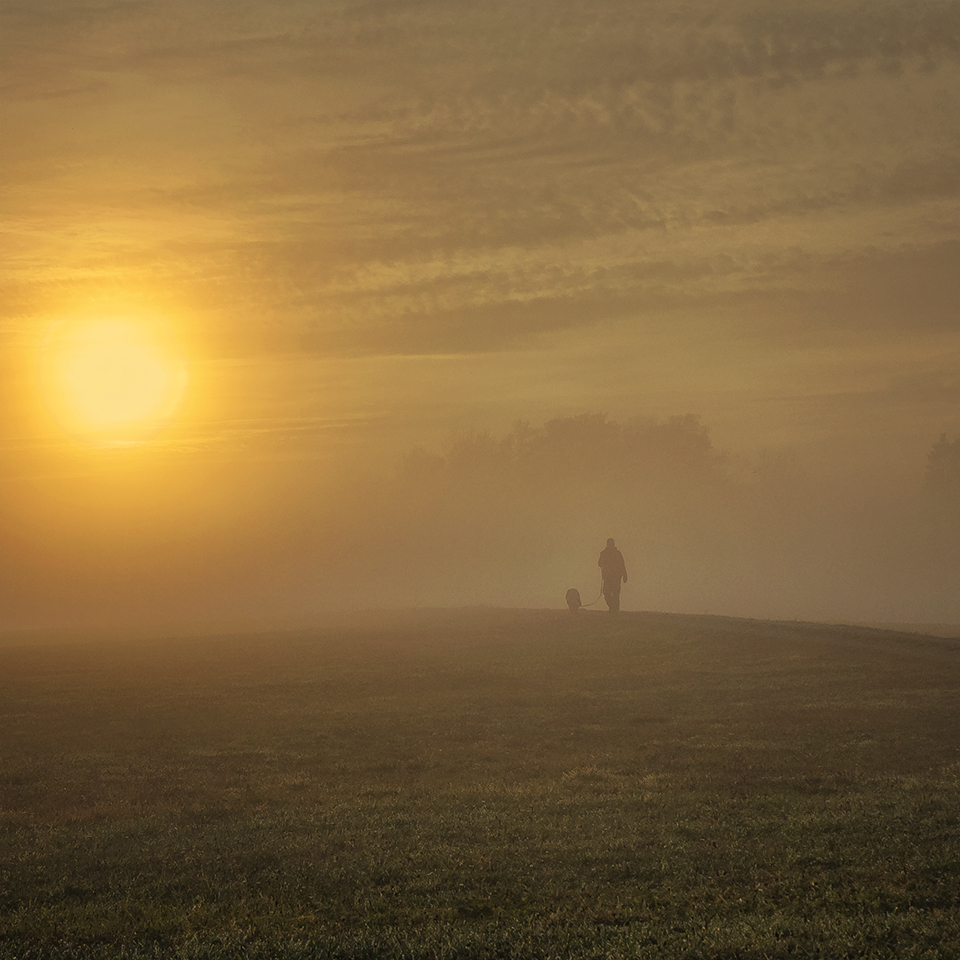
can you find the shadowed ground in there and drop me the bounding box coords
[2,609,959,958]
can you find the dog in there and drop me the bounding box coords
[565,587,582,614]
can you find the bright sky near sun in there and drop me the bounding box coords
[44,318,186,438]
[1,0,958,628]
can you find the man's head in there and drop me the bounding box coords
[606,538,615,548]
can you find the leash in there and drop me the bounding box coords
[579,575,605,608]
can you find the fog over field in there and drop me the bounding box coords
[1,0,958,630]
[3,411,958,630]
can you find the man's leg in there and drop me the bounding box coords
[603,579,621,613]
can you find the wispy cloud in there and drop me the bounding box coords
[2,0,958,459]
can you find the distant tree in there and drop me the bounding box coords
[925,433,960,501]
[500,412,726,489]
[394,411,727,517]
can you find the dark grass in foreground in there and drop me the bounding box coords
[2,610,960,958]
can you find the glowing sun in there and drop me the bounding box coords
[47,319,186,438]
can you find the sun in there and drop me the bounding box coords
[46,318,187,439]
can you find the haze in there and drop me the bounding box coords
[2,0,958,631]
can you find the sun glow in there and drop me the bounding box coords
[47,318,187,439]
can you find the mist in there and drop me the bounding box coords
[2,0,959,634]
[4,412,957,633]
[351,413,960,624]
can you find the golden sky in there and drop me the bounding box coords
[2,0,959,628]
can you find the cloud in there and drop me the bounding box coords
[3,0,959,420]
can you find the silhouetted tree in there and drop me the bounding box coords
[925,433,960,502]
[501,412,726,489]
[396,413,726,493]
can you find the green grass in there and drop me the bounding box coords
[2,610,960,958]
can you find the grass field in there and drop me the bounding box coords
[2,609,960,958]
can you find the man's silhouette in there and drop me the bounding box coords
[598,538,627,614]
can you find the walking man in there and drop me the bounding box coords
[598,538,628,614]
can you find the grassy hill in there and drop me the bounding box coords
[2,609,959,958]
